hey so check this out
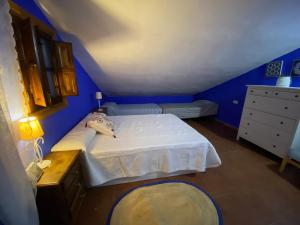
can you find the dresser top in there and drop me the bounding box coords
[247,85,300,92]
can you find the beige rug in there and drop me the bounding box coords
[109,182,221,225]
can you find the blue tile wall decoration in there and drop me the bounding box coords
[265,61,283,77]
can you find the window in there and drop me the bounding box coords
[10,2,78,118]
[36,30,63,106]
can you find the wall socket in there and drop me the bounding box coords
[232,100,239,104]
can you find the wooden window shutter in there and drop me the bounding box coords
[54,41,78,96]
[20,18,47,107]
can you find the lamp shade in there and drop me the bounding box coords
[95,92,102,100]
[19,116,44,140]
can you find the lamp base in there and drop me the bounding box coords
[37,160,51,169]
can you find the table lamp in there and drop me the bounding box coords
[19,116,51,169]
[95,91,102,110]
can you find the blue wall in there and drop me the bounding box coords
[105,95,194,104]
[13,0,100,154]
[40,59,99,154]
[195,48,300,128]
[12,0,195,154]
[11,0,300,151]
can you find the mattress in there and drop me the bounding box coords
[104,102,162,116]
[81,114,221,186]
[160,100,218,119]
[160,103,201,118]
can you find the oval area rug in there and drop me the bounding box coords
[107,181,223,225]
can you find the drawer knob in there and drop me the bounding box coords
[295,95,299,98]
[273,145,276,148]
[284,106,288,110]
[280,121,284,125]
[250,90,254,93]
[265,91,268,94]
[252,101,256,103]
[247,122,250,126]
[245,132,248,135]
[276,133,280,137]
[249,113,253,116]
[275,92,279,96]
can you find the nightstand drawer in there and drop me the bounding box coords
[70,182,86,221]
[65,172,81,207]
[63,159,80,193]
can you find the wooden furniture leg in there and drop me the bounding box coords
[279,157,289,173]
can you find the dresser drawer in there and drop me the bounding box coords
[271,90,300,102]
[240,119,291,146]
[248,87,272,97]
[245,95,300,119]
[239,126,289,158]
[248,87,300,102]
[242,108,296,133]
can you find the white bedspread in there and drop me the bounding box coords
[81,114,221,187]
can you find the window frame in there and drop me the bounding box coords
[36,29,63,105]
[9,1,70,120]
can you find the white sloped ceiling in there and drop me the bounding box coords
[35,0,300,96]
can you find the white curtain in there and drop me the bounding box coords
[0,103,39,225]
[0,1,39,224]
[0,0,34,167]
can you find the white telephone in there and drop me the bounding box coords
[26,162,43,183]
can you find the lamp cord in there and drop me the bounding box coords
[33,137,44,162]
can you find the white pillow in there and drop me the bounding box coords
[88,112,114,130]
[51,126,96,152]
[87,118,116,137]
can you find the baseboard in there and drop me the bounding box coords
[213,118,238,131]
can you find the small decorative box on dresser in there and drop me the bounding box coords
[237,85,300,158]
[36,150,86,225]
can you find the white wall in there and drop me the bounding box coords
[36,0,300,95]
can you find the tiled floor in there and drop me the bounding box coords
[76,118,300,225]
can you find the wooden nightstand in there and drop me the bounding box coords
[36,150,86,225]
[93,107,108,114]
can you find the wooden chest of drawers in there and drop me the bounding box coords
[237,85,300,158]
[36,150,86,225]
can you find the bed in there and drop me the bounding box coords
[103,100,218,119]
[103,102,162,116]
[160,100,218,119]
[51,114,221,187]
